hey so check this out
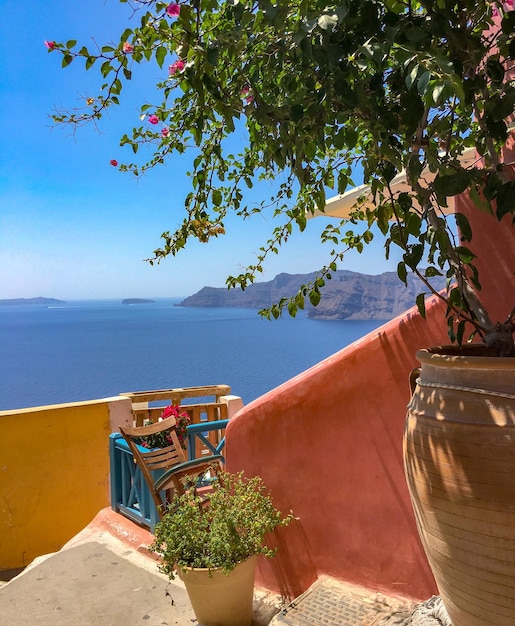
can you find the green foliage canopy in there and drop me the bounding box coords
[50,0,515,350]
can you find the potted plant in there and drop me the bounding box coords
[49,1,514,623]
[150,470,293,626]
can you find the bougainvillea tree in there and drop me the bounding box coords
[49,0,515,353]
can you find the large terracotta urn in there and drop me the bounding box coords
[404,345,515,626]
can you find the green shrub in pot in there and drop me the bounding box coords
[151,470,294,579]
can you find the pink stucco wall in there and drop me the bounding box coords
[226,301,448,601]
[225,140,515,601]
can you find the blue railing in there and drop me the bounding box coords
[109,419,228,530]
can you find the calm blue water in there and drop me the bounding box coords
[0,299,385,411]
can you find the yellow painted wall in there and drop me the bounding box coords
[0,397,131,569]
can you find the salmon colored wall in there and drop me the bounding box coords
[0,396,132,570]
[226,301,448,601]
[226,167,514,601]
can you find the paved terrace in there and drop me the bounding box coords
[0,508,450,626]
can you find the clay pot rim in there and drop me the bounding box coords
[417,344,515,368]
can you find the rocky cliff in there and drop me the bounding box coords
[178,270,444,320]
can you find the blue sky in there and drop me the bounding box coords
[0,0,398,300]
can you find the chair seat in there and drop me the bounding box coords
[154,454,224,492]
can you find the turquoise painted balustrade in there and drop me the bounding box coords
[109,419,228,530]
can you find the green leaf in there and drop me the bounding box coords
[455,246,476,264]
[431,83,445,105]
[486,58,504,84]
[296,212,307,231]
[495,181,515,220]
[291,104,303,122]
[416,293,426,319]
[455,213,472,242]
[397,261,407,285]
[111,78,122,95]
[309,289,321,306]
[448,286,463,308]
[287,301,298,317]
[212,189,222,206]
[101,61,112,78]
[207,46,219,66]
[405,64,419,90]
[417,71,430,95]
[455,319,466,346]
[405,213,422,236]
[447,315,456,343]
[403,244,423,270]
[424,266,442,278]
[61,54,73,68]
[156,46,167,68]
[433,170,470,198]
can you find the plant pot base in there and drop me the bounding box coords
[177,555,258,626]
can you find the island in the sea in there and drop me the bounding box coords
[0,297,66,306]
[122,298,156,305]
[178,270,445,320]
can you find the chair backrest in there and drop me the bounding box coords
[131,402,229,459]
[119,416,187,511]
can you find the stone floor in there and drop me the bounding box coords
[0,508,451,626]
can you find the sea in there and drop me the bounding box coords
[0,298,385,411]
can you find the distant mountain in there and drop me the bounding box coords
[122,298,155,304]
[0,297,65,306]
[178,270,445,320]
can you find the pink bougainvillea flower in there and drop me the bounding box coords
[241,87,254,103]
[169,59,185,76]
[122,41,134,53]
[505,0,513,7]
[166,3,181,17]
[110,159,118,167]
[161,127,170,138]
[44,40,56,50]
[148,114,159,125]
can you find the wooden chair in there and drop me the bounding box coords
[119,416,224,518]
